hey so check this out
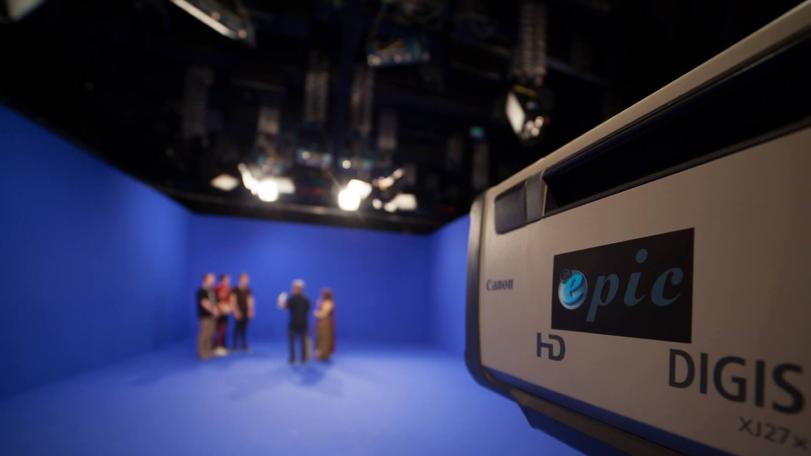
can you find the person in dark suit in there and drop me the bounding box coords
[278,279,310,364]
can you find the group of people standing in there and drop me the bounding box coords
[195,274,336,364]
[196,272,255,360]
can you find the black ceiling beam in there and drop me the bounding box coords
[159,184,445,234]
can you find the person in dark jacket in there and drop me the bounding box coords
[278,279,310,364]
[232,273,255,351]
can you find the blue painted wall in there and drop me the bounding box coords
[429,215,470,354]
[0,107,190,399]
[0,105,475,400]
[187,214,432,345]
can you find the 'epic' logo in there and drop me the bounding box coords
[557,248,684,322]
[557,270,587,309]
[551,229,694,342]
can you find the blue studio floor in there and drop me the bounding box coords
[0,342,580,455]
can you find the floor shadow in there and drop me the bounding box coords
[226,360,339,400]
[227,364,292,400]
[294,361,330,386]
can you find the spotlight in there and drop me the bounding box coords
[238,163,294,202]
[387,193,418,212]
[342,159,352,169]
[377,175,395,191]
[392,193,417,211]
[210,173,239,191]
[505,86,549,141]
[271,177,296,195]
[375,193,418,213]
[337,179,372,211]
[373,168,406,192]
[255,179,279,202]
[239,163,259,190]
[505,91,525,136]
[346,179,372,199]
[169,0,254,44]
[338,188,361,211]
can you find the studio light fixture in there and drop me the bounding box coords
[505,91,526,136]
[168,0,254,44]
[337,179,372,211]
[238,163,294,203]
[373,167,405,192]
[377,175,395,191]
[210,173,239,191]
[337,188,361,211]
[383,193,418,213]
[505,87,548,141]
[255,179,279,202]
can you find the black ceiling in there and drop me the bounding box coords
[0,0,802,233]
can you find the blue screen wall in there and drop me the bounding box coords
[0,105,476,400]
[0,107,190,399]
[187,214,432,345]
[429,215,470,354]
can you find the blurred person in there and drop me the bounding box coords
[196,273,218,360]
[213,273,234,356]
[314,288,336,361]
[232,273,255,351]
[278,279,310,364]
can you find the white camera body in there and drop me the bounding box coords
[466,3,811,455]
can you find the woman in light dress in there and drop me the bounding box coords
[314,288,336,361]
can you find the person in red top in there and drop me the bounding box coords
[213,273,234,356]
